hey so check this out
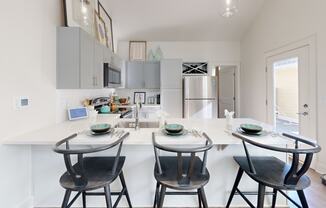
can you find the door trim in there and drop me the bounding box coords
[264,36,318,170]
[211,62,241,117]
[264,35,317,140]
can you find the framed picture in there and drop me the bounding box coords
[94,11,107,46]
[129,41,147,61]
[134,92,146,104]
[63,0,95,36]
[98,1,114,52]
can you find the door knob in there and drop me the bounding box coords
[297,112,308,116]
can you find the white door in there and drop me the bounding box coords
[218,66,235,118]
[266,46,316,139]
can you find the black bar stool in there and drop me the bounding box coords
[152,132,213,208]
[53,132,132,208]
[226,132,321,208]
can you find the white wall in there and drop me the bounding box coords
[0,1,118,206]
[117,41,241,72]
[240,0,326,171]
[0,0,63,207]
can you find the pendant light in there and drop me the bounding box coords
[72,0,94,34]
[220,0,239,18]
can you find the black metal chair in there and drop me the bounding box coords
[226,132,321,208]
[152,132,213,208]
[53,132,132,208]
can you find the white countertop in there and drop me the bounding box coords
[2,115,289,146]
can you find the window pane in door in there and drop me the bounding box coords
[273,57,299,134]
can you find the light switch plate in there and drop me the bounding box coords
[14,96,30,110]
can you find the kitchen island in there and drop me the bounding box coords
[3,116,289,207]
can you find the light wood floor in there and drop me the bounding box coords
[288,169,326,208]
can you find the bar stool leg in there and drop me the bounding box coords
[257,183,266,208]
[272,188,277,208]
[158,185,166,208]
[199,188,208,208]
[297,190,309,208]
[104,185,113,208]
[226,168,244,208]
[119,172,132,208]
[153,182,160,208]
[82,191,86,208]
[197,189,202,208]
[61,190,71,208]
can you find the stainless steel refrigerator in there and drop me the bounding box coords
[183,76,217,118]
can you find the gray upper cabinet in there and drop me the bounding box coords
[144,62,160,89]
[57,27,117,89]
[160,59,183,89]
[56,27,80,89]
[93,41,104,88]
[126,61,160,89]
[126,61,144,88]
[79,30,95,89]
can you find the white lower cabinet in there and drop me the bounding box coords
[161,89,183,118]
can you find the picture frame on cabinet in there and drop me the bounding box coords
[134,92,146,104]
[97,1,114,52]
[129,41,147,61]
[94,10,108,46]
[63,0,96,36]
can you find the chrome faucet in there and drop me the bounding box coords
[135,100,142,130]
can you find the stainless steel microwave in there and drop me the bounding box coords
[103,63,121,88]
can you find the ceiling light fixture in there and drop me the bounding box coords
[220,0,239,18]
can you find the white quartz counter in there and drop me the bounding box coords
[3,116,287,146]
[3,116,290,207]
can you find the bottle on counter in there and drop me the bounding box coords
[225,109,235,132]
[87,106,98,125]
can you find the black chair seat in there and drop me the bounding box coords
[234,156,311,190]
[154,156,210,190]
[60,156,125,191]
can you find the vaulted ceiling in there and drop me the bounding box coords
[102,0,265,41]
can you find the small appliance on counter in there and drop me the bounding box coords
[92,97,111,113]
[67,107,88,121]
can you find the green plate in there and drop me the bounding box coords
[240,124,263,134]
[237,128,263,136]
[90,123,111,133]
[164,124,184,133]
[162,129,187,136]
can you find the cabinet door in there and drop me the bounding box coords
[126,61,144,88]
[161,89,183,118]
[103,47,112,63]
[93,42,104,88]
[56,27,80,89]
[160,59,182,89]
[80,31,95,89]
[144,62,160,89]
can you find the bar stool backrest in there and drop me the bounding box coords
[53,132,129,187]
[152,132,213,185]
[232,132,321,185]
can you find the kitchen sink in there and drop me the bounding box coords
[115,121,160,128]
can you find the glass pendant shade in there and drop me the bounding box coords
[220,0,239,18]
[72,0,94,34]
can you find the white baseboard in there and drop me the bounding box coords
[15,196,33,208]
[315,161,326,174]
